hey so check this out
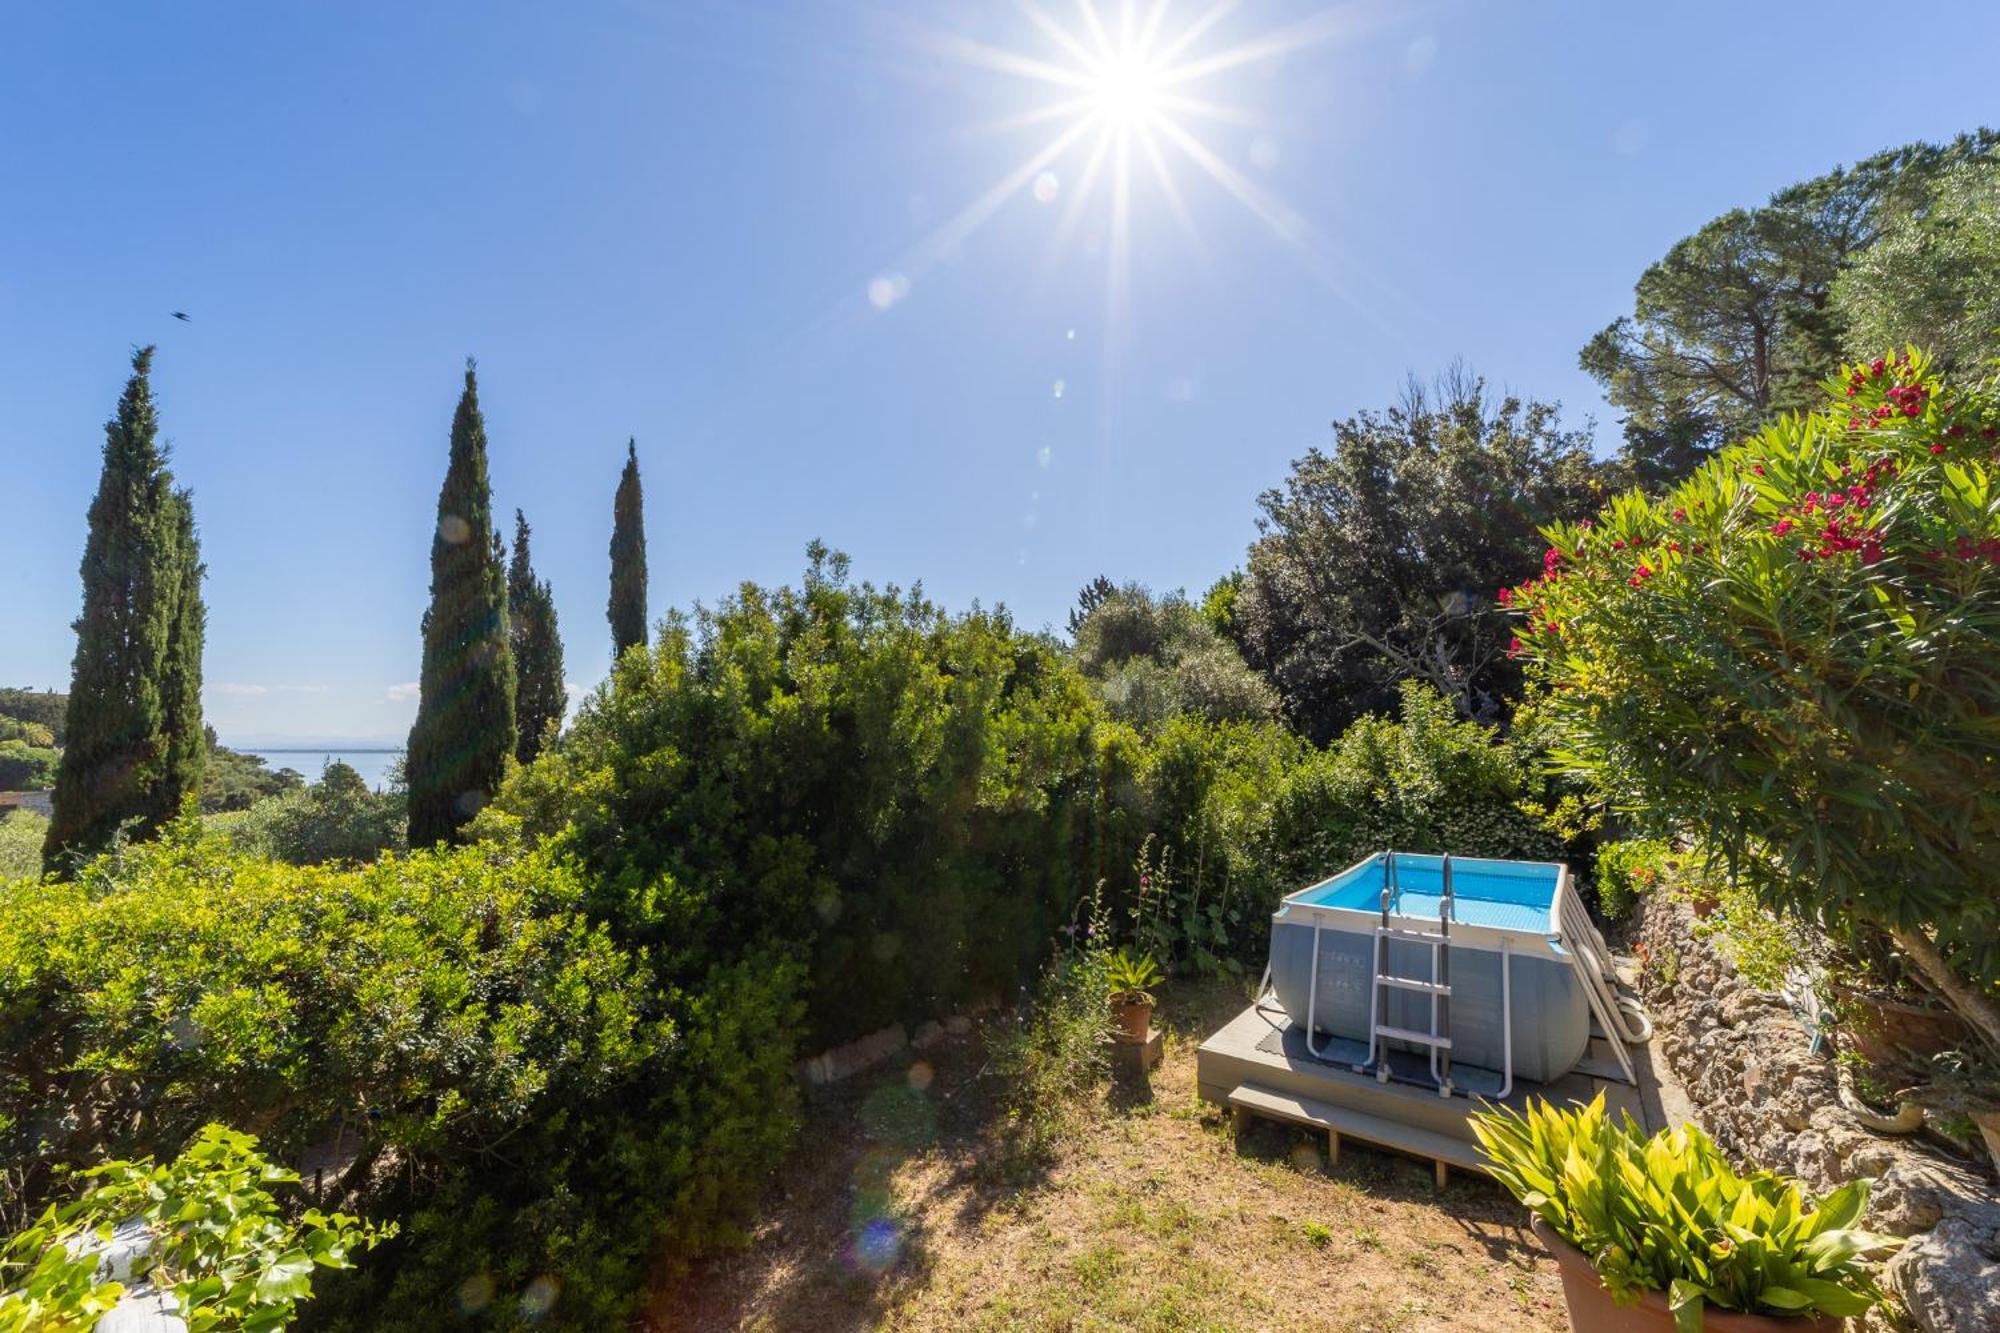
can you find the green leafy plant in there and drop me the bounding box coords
[1472,1095,1899,1331]
[0,1124,391,1332]
[1513,348,2000,1045]
[1105,948,1162,1003]
[1594,839,1670,920]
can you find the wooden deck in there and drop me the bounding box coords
[1197,999,1676,1180]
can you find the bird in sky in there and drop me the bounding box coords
[170,311,191,322]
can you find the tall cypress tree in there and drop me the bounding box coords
[154,489,207,819]
[508,508,566,765]
[44,347,206,872]
[608,438,648,658]
[405,360,516,847]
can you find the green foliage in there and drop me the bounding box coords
[607,438,648,659]
[1833,150,2000,375]
[1472,1095,1898,1330]
[45,347,207,873]
[1258,681,1564,892]
[0,717,54,748]
[0,811,46,884]
[987,931,1112,1173]
[0,820,795,1329]
[491,543,1104,1046]
[1594,838,1670,921]
[201,733,304,813]
[508,509,567,766]
[0,742,59,791]
[1515,349,2000,990]
[405,360,516,847]
[1234,368,1610,741]
[1583,130,2000,467]
[224,761,406,865]
[0,689,66,746]
[0,1124,391,1332]
[1694,881,1816,993]
[1070,581,1276,730]
[1105,947,1161,1000]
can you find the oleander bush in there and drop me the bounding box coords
[1512,349,2000,1041]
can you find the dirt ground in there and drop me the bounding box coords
[646,980,1568,1333]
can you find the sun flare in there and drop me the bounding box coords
[889,1,1383,316]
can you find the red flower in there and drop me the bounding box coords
[1771,519,1794,536]
[1671,507,1687,523]
[1930,443,1947,454]
[1544,548,1562,574]
[1497,586,1514,606]
[1507,636,1522,659]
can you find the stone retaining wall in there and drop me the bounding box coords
[1636,893,2000,1332]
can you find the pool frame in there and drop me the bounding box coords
[1272,850,1575,964]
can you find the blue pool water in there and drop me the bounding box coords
[1291,853,1557,933]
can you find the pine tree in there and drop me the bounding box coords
[608,438,648,658]
[44,347,207,871]
[508,509,566,765]
[405,360,516,847]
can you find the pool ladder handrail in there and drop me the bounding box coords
[1349,852,1456,1097]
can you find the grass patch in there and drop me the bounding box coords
[0,809,45,883]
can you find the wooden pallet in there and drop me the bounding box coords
[1225,1082,1490,1189]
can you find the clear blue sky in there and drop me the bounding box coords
[5,2,1998,742]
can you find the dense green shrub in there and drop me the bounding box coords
[485,544,1106,1046]
[1258,680,1564,893]
[201,734,304,812]
[0,718,54,749]
[0,690,66,746]
[226,761,405,865]
[1069,581,1277,729]
[1594,838,1671,920]
[1514,349,2000,1041]
[0,821,799,1329]
[0,742,58,791]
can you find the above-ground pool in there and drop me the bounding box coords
[1265,851,1605,1092]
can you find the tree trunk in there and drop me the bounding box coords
[1890,925,2000,1053]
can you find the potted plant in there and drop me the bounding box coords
[1471,1094,1899,1332]
[1106,948,1162,1044]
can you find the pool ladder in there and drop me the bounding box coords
[1355,852,1456,1097]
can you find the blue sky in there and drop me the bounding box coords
[5,1,1998,742]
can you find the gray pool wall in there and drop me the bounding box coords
[1267,919,1591,1085]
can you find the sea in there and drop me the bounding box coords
[243,749,404,792]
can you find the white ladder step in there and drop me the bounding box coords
[1377,976,1450,995]
[1377,927,1447,943]
[1375,1024,1453,1049]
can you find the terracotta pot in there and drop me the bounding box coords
[1830,982,1967,1063]
[1109,995,1152,1044]
[1530,1218,1845,1332]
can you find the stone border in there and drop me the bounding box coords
[798,995,997,1087]
[1635,893,1999,1333]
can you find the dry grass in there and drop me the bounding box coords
[646,980,1566,1333]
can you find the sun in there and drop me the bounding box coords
[883,1,1382,312]
[1085,47,1168,128]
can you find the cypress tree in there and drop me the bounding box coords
[154,489,207,819]
[405,360,516,847]
[608,438,648,658]
[508,509,566,766]
[44,347,207,872]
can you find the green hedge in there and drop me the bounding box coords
[0,822,799,1328]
